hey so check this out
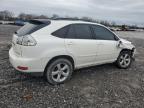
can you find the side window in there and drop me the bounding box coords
[67,24,93,39]
[52,26,69,38]
[67,25,76,39]
[74,24,92,39]
[92,25,115,40]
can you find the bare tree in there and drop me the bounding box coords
[51,14,59,19]
[18,13,49,20]
[25,14,37,20]
[0,10,14,20]
[37,15,49,19]
[99,20,111,26]
[81,16,93,22]
[111,21,116,27]
[18,13,27,20]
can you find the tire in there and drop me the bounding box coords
[116,51,132,69]
[45,58,73,85]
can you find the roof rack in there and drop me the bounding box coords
[52,18,80,21]
[52,18,97,23]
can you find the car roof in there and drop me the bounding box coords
[32,19,103,26]
[52,20,102,26]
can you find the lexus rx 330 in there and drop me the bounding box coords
[9,19,136,85]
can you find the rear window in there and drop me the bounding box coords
[16,20,50,36]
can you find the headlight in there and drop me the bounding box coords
[16,35,37,46]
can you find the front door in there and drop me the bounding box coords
[91,25,120,63]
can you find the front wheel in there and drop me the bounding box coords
[116,51,132,69]
[45,58,73,85]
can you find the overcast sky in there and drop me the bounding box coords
[0,0,144,26]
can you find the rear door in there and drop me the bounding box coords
[91,25,120,62]
[65,24,99,67]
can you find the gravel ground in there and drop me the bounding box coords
[0,24,144,108]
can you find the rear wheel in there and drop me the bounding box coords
[45,58,73,85]
[116,51,132,69]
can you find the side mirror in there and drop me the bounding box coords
[117,40,122,47]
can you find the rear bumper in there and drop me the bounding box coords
[9,48,44,73]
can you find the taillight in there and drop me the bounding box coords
[16,36,23,45]
[16,35,37,46]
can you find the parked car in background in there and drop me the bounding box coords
[9,19,136,85]
[14,19,27,26]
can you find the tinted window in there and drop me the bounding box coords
[75,24,92,39]
[67,25,76,39]
[52,26,69,38]
[92,25,115,40]
[67,24,92,39]
[16,20,50,36]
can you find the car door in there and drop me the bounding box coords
[91,25,120,63]
[65,24,99,68]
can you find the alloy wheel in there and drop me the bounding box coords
[119,53,131,68]
[51,63,70,83]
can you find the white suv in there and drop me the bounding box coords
[9,19,135,84]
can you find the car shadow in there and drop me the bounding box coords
[14,63,118,86]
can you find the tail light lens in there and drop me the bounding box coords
[16,35,37,46]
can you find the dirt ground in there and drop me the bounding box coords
[0,24,144,108]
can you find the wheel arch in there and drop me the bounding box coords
[120,48,135,56]
[44,55,75,74]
